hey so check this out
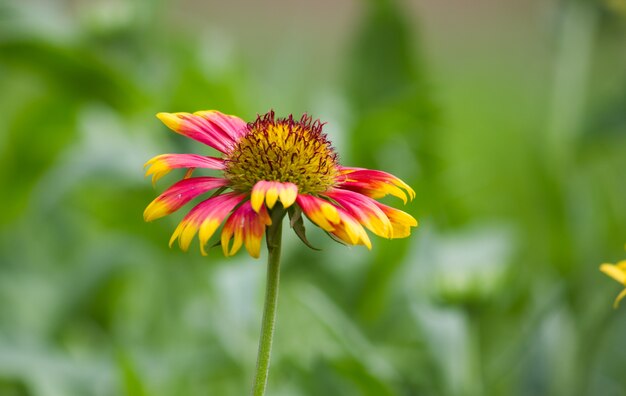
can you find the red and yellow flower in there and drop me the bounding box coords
[144,110,417,258]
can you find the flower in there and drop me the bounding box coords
[144,110,417,258]
[600,260,626,308]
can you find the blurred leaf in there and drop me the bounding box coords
[0,378,29,396]
[116,350,148,396]
[0,94,78,224]
[344,0,438,321]
[0,39,143,111]
[581,86,626,141]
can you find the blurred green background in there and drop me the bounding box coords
[1,0,625,395]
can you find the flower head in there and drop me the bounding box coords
[600,260,626,308]
[144,110,417,258]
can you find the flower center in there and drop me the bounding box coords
[224,111,339,194]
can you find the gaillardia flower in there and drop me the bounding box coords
[144,110,417,258]
[600,260,626,308]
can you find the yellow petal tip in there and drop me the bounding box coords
[156,112,182,130]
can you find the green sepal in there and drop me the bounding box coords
[325,231,348,247]
[208,186,228,199]
[288,207,321,251]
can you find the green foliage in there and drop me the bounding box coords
[0,0,625,395]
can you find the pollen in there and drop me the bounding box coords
[224,111,339,194]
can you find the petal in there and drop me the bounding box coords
[337,167,415,203]
[373,202,418,239]
[331,207,372,249]
[156,111,247,154]
[169,192,245,254]
[194,110,249,141]
[325,189,392,238]
[221,201,272,258]
[250,181,268,213]
[600,263,626,285]
[143,177,229,222]
[278,183,298,208]
[265,184,279,209]
[296,194,341,232]
[251,181,299,212]
[144,154,225,185]
[614,288,626,309]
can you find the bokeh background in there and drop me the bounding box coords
[1,0,626,395]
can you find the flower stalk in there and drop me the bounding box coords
[251,208,285,396]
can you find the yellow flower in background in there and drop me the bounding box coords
[600,260,626,308]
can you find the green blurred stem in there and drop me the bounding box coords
[251,209,284,396]
[546,1,597,169]
[467,310,484,396]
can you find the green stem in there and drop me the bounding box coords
[466,309,484,396]
[251,209,284,396]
